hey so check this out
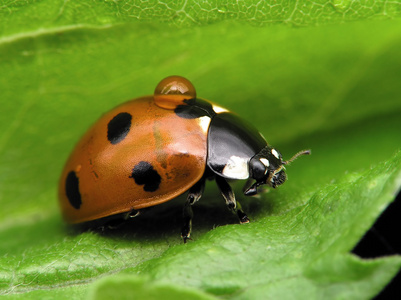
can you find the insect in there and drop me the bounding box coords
[59,76,310,242]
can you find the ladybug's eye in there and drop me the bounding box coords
[154,76,196,109]
[249,157,268,180]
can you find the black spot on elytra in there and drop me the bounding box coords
[174,98,216,119]
[65,171,82,209]
[107,112,132,144]
[130,161,161,192]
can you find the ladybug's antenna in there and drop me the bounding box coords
[282,149,311,165]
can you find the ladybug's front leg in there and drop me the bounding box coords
[215,176,250,224]
[181,178,205,243]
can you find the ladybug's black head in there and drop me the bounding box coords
[244,147,310,196]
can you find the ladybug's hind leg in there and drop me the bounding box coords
[215,176,250,224]
[181,178,205,243]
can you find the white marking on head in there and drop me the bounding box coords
[260,158,270,167]
[222,156,249,179]
[212,104,228,114]
[196,116,211,134]
[271,149,280,159]
[259,158,269,174]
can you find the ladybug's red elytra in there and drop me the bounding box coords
[59,76,310,242]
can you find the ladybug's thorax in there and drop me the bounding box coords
[206,112,267,180]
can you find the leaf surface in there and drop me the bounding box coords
[1,1,401,299]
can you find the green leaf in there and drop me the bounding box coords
[1,1,401,299]
[88,275,218,300]
[132,152,401,299]
[1,0,401,34]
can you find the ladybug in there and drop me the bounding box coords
[59,76,310,242]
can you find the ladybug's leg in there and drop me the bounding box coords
[122,209,141,220]
[215,176,250,224]
[105,209,141,229]
[181,178,205,243]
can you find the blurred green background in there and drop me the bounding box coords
[1,1,401,299]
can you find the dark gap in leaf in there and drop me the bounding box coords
[352,190,401,299]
